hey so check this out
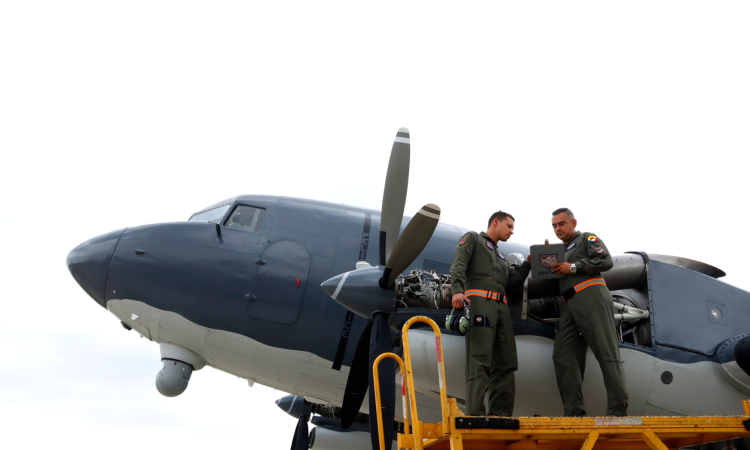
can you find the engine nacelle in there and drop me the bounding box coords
[734,335,750,376]
[309,427,394,450]
[715,334,750,397]
[155,343,206,397]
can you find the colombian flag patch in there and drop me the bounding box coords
[588,236,599,243]
[458,238,467,245]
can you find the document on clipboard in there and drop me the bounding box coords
[530,242,566,279]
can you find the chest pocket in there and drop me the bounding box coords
[564,240,581,263]
[480,240,507,274]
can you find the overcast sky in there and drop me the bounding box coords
[2,2,749,449]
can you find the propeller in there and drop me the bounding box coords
[329,128,440,450]
[379,127,410,266]
[380,203,441,289]
[368,311,396,450]
[340,321,372,427]
[291,415,309,450]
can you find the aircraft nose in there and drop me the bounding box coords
[66,228,125,308]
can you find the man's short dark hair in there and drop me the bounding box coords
[488,210,515,228]
[552,208,575,220]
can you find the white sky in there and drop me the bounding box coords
[2,1,749,449]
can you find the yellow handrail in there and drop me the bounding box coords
[401,316,451,437]
[373,316,450,450]
[372,352,410,450]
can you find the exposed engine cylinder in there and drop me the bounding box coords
[156,359,193,397]
[396,270,452,309]
[155,343,207,397]
[309,427,394,450]
[396,259,528,310]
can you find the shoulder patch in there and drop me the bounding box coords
[458,237,467,246]
[594,246,605,254]
[486,241,494,250]
[588,235,599,243]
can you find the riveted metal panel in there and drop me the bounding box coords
[649,260,750,356]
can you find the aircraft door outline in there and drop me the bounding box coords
[248,240,310,325]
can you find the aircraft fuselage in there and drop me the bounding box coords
[67,194,750,419]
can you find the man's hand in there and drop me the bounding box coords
[551,262,572,275]
[452,292,469,308]
[526,254,531,264]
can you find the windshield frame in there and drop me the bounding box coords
[188,202,232,224]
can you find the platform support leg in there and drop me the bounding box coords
[581,430,599,450]
[641,429,670,450]
[449,433,464,450]
[743,399,750,416]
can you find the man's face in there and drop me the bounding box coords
[494,217,515,242]
[552,213,577,242]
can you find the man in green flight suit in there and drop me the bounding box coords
[450,211,531,416]
[550,208,628,416]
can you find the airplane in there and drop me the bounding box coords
[67,128,750,450]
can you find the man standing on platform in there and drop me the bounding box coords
[450,211,531,416]
[550,207,628,416]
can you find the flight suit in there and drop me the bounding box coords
[450,231,531,416]
[553,231,629,416]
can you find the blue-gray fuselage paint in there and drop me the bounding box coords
[95,195,750,369]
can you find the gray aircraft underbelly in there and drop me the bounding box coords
[109,298,746,419]
[406,330,746,417]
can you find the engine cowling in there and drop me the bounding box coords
[734,334,750,376]
[716,334,750,396]
[309,427,394,450]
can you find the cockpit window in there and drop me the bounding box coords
[225,205,266,232]
[189,204,230,223]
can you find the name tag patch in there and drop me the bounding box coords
[566,242,576,251]
[497,250,505,261]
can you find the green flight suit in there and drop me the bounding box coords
[450,231,531,416]
[553,231,629,416]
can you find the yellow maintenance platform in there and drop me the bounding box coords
[373,316,750,450]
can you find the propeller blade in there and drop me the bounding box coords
[340,320,373,429]
[369,312,395,450]
[381,203,441,288]
[291,415,309,450]
[379,128,410,266]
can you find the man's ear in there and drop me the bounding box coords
[572,219,578,228]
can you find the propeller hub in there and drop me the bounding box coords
[320,267,396,319]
